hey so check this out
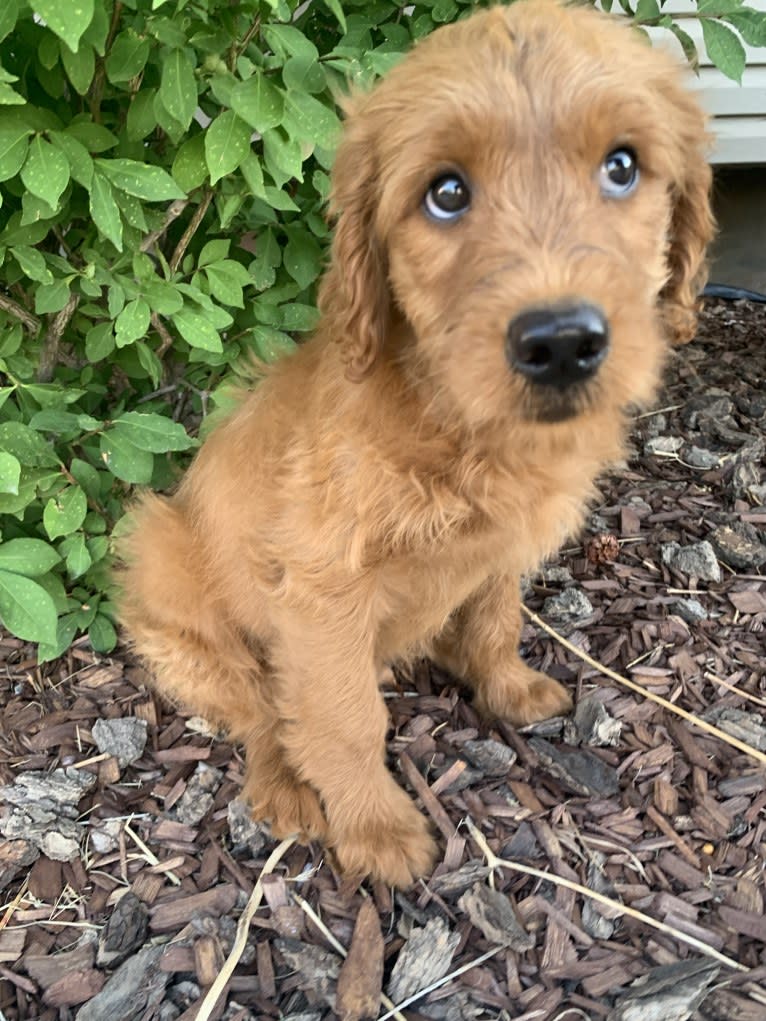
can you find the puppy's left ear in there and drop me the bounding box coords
[318,109,390,381]
[660,88,715,346]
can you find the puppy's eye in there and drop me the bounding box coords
[424,174,471,221]
[599,148,638,198]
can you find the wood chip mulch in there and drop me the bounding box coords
[1,298,765,1021]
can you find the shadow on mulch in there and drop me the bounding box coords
[1,299,765,1021]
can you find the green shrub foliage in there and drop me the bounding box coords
[0,0,763,658]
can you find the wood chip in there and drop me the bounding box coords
[336,899,384,1021]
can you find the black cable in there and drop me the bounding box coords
[702,282,766,303]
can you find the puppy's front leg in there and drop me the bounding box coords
[435,573,573,725]
[274,625,436,887]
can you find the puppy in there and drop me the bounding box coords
[119,0,713,887]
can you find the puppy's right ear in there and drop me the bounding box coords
[318,112,390,381]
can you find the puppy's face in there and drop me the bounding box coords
[321,0,713,437]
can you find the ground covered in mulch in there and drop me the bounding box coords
[1,299,766,1021]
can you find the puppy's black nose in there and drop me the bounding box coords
[506,302,609,388]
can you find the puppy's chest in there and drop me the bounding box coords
[374,537,506,653]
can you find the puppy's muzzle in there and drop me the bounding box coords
[506,302,609,389]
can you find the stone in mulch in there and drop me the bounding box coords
[387,916,460,1004]
[564,693,622,747]
[91,716,147,768]
[661,540,722,582]
[0,768,96,861]
[541,587,594,624]
[174,763,223,825]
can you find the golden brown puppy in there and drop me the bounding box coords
[119,0,713,887]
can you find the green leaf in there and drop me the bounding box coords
[724,10,766,46]
[63,533,91,578]
[89,613,117,653]
[0,82,24,106]
[127,89,158,142]
[205,111,252,186]
[60,39,95,94]
[0,569,58,645]
[159,48,197,130]
[263,128,304,186]
[20,136,70,208]
[283,91,341,148]
[669,23,699,68]
[172,134,208,191]
[701,18,746,83]
[105,30,151,84]
[65,121,118,153]
[282,55,327,94]
[0,0,20,45]
[115,298,151,347]
[70,458,102,501]
[173,308,223,352]
[280,302,320,332]
[321,0,347,32]
[43,485,88,539]
[263,24,319,63]
[0,451,20,494]
[35,279,71,315]
[143,279,183,315]
[30,0,94,53]
[204,260,251,308]
[99,430,154,483]
[634,0,660,19]
[112,411,195,452]
[231,74,284,133]
[85,321,114,361]
[0,124,31,181]
[49,130,93,187]
[0,538,61,576]
[89,170,123,250]
[11,245,53,283]
[95,157,185,200]
[252,325,297,363]
[0,421,60,466]
[283,226,322,289]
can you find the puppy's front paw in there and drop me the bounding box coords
[246,769,329,843]
[332,796,437,888]
[476,664,572,725]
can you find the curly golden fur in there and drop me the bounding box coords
[119,0,714,887]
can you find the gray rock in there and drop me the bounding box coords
[564,694,621,747]
[542,588,594,624]
[387,917,460,1004]
[661,541,721,583]
[227,798,266,854]
[645,436,683,456]
[671,598,708,624]
[542,565,574,586]
[460,739,516,776]
[709,524,766,570]
[0,768,97,862]
[683,446,721,469]
[175,763,223,826]
[92,717,147,769]
[76,944,169,1021]
[458,882,533,951]
[529,738,619,797]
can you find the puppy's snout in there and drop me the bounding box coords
[506,302,610,388]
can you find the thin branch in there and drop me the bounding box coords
[139,198,190,253]
[37,294,80,383]
[521,606,766,767]
[0,292,41,334]
[169,189,214,275]
[465,818,747,973]
[150,312,175,360]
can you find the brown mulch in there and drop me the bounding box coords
[1,298,765,1021]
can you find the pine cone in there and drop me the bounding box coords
[585,532,620,565]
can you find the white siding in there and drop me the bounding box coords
[603,0,766,164]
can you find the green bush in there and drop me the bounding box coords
[0,0,764,660]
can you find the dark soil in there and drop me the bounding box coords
[1,298,765,1021]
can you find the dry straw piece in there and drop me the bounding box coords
[464,817,747,973]
[522,606,766,767]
